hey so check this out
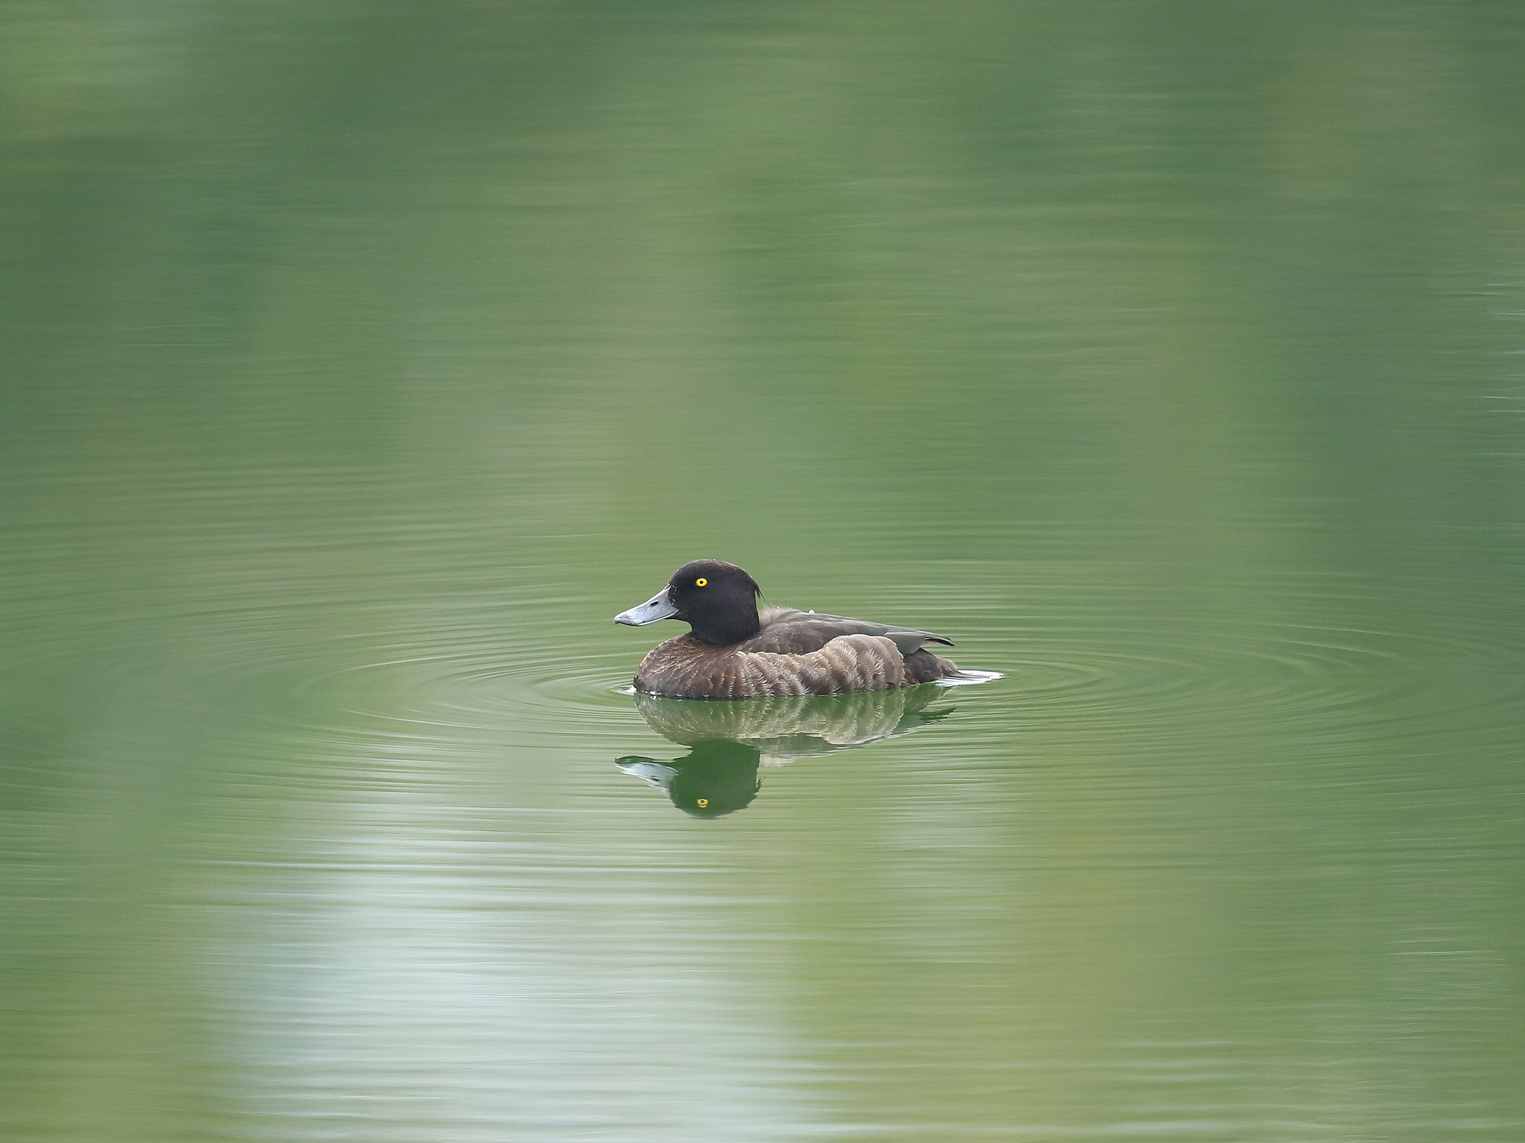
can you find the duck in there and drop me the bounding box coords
[613,560,969,699]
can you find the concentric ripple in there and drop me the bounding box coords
[961,605,1524,761]
[5,551,1520,777]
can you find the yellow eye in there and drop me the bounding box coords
[697,798,709,807]
[695,578,707,586]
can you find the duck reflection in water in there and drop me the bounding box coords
[616,687,952,817]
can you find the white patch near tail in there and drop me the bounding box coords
[935,670,1004,687]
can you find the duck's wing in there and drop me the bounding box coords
[751,608,954,656]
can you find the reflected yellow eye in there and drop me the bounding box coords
[697,798,709,807]
[695,578,707,586]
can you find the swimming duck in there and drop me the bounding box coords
[613,560,968,699]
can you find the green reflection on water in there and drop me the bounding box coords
[2,1,1522,1141]
[618,687,957,815]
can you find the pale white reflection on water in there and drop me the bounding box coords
[2,1,1524,1141]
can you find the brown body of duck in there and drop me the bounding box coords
[614,560,966,700]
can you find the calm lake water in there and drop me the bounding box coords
[3,3,1523,1140]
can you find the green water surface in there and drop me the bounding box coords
[2,3,1523,1140]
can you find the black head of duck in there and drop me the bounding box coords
[614,559,971,699]
[614,559,764,645]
